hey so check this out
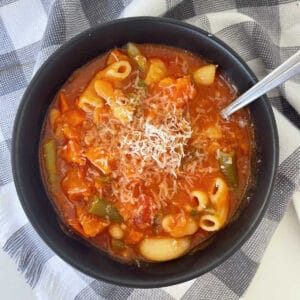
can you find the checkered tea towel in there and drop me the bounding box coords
[0,0,300,299]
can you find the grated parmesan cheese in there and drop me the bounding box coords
[120,114,192,176]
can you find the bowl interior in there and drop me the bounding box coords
[12,17,278,288]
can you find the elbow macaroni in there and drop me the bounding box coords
[98,60,132,81]
[78,62,134,123]
[199,177,230,231]
[78,61,131,112]
[145,58,167,85]
[94,79,114,101]
[78,87,104,113]
[191,190,209,212]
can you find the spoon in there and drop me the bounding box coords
[221,51,300,119]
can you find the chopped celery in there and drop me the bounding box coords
[111,238,125,250]
[96,175,112,183]
[127,43,140,57]
[43,139,58,187]
[137,79,146,88]
[127,43,147,72]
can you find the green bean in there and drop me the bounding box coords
[137,79,146,88]
[43,139,58,187]
[189,209,199,217]
[111,238,125,250]
[96,175,112,183]
[218,150,238,188]
[89,196,123,223]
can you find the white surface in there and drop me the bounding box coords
[0,0,47,49]
[1,203,300,300]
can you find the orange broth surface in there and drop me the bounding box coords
[40,44,253,263]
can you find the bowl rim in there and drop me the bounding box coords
[12,16,279,288]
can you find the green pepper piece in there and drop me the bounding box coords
[89,197,123,223]
[111,238,125,250]
[189,209,199,217]
[43,139,58,187]
[218,150,238,188]
[137,79,146,88]
[95,175,112,183]
[127,43,147,72]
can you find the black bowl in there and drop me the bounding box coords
[12,17,278,288]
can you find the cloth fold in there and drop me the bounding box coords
[0,1,299,299]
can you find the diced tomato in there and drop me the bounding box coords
[59,140,86,165]
[176,75,197,101]
[61,124,80,140]
[124,228,144,245]
[67,218,89,238]
[93,106,109,125]
[85,147,111,175]
[77,212,109,237]
[61,109,86,127]
[158,75,196,107]
[58,91,69,113]
[131,196,158,230]
[61,168,91,201]
[159,76,176,87]
[132,207,153,230]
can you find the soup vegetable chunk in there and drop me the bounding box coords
[41,43,253,262]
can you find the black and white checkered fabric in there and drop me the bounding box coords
[0,1,299,299]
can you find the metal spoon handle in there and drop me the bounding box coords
[221,51,300,119]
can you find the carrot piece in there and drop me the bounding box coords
[59,91,69,113]
[61,109,86,127]
[61,124,80,140]
[176,75,197,100]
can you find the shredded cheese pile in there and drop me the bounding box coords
[120,114,192,176]
[92,71,198,224]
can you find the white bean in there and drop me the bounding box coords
[139,237,190,262]
[190,190,209,212]
[108,224,124,240]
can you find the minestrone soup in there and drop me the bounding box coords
[40,43,253,262]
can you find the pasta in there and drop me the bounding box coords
[145,58,167,85]
[78,88,104,112]
[41,43,253,263]
[190,190,209,212]
[199,178,230,231]
[98,60,132,81]
[199,214,221,232]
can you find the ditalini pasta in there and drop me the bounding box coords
[41,43,253,263]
